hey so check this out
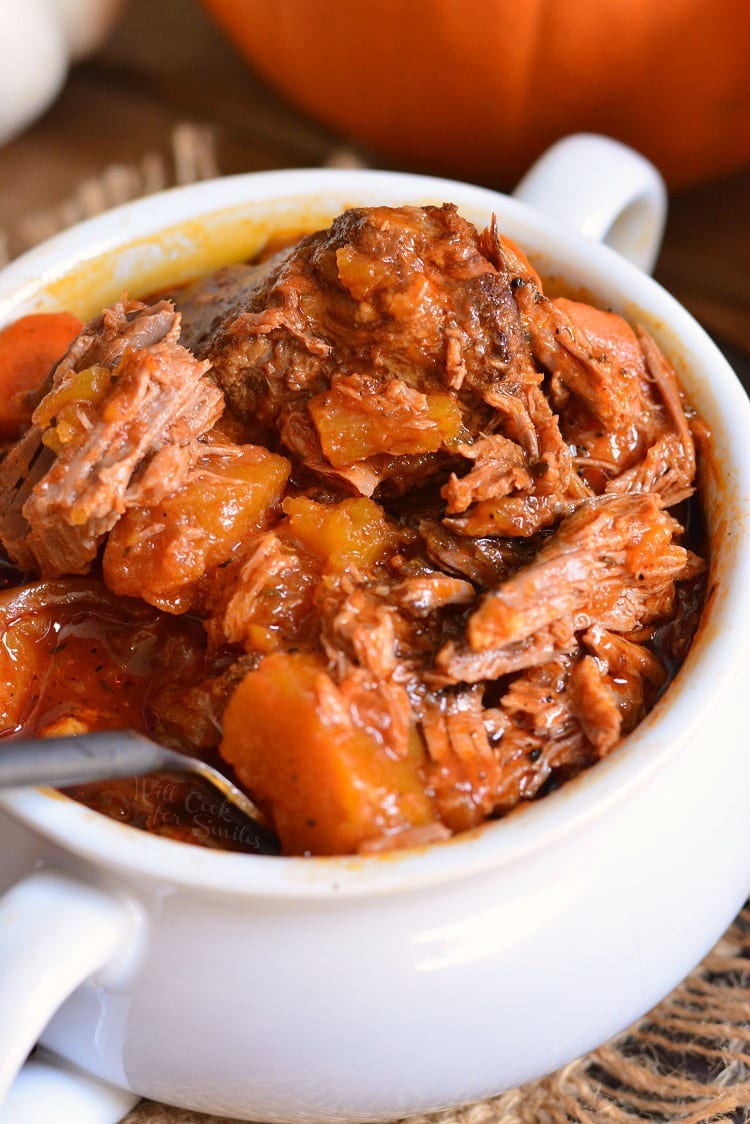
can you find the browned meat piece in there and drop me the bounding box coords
[573,623,667,750]
[467,493,691,652]
[552,314,699,508]
[637,328,695,476]
[442,434,531,514]
[502,654,579,739]
[391,573,475,616]
[497,242,700,509]
[420,687,503,831]
[495,234,647,432]
[0,302,194,570]
[216,534,293,645]
[314,567,481,760]
[54,299,180,378]
[422,652,603,827]
[492,654,597,810]
[434,493,695,686]
[443,382,590,537]
[568,620,671,754]
[321,581,400,680]
[161,261,279,357]
[0,428,54,572]
[470,636,659,814]
[538,302,647,431]
[605,432,692,505]
[445,494,580,538]
[310,578,422,761]
[432,620,578,686]
[567,656,623,753]
[418,519,529,587]
[581,622,667,690]
[0,300,224,576]
[207,531,320,652]
[205,204,541,490]
[494,250,700,509]
[603,329,698,506]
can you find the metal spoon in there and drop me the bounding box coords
[0,729,278,852]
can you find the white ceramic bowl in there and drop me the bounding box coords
[1,136,749,1124]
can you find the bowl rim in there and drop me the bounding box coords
[1,166,750,899]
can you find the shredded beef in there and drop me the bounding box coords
[0,300,224,576]
[392,574,475,616]
[442,434,532,514]
[465,493,696,653]
[420,687,503,832]
[202,204,546,492]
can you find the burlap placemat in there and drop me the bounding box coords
[4,126,749,1124]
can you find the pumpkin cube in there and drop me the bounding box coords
[220,651,437,855]
[308,373,462,467]
[104,445,290,611]
[281,495,404,570]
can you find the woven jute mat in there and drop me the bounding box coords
[4,126,750,1124]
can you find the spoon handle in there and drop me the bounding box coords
[0,729,179,789]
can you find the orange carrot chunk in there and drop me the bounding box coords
[0,312,83,441]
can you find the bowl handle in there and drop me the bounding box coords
[0,1052,138,1124]
[512,133,667,274]
[0,867,138,1119]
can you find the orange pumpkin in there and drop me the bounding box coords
[199,0,750,189]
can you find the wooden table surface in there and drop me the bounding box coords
[0,0,748,393]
